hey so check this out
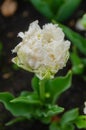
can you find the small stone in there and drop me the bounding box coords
[1,0,18,17]
[69,20,75,27]
[22,11,29,18]
[7,32,14,38]
[2,72,12,79]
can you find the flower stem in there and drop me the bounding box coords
[39,79,45,102]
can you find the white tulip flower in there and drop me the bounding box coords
[12,20,70,79]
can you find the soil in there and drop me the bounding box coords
[0,0,86,130]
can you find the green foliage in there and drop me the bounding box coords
[0,92,64,123]
[29,0,54,19]
[50,121,61,130]
[32,71,72,103]
[0,92,35,119]
[0,71,72,124]
[75,115,86,128]
[60,108,79,126]
[40,104,64,123]
[11,92,41,105]
[50,108,80,130]
[45,70,72,103]
[70,52,84,75]
[29,0,81,22]
[50,122,75,130]
[12,64,19,71]
[56,0,81,22]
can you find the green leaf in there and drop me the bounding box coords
[61,124,75,130]
[59,23,86,55]
[60,108,79,127]
[45,70,72,103]
[12,64,19,71]
[50,0,65,14]
[50,122,74,130]
[29,0,81,22]
[70,52,84,74]
[40,104,64,124]
[50,122,60,130]
[0,92,38,119]
[0,92,63,123]
[75,115,86,129]
[20,91,31,97]
[43,104,64,117]
[56,0,81,22]
[82,58,86,67]
[11,93,41,105]
[29,0,54,19]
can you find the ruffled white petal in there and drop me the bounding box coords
[12,20,71,79]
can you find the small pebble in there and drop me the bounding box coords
[22,11,29,18]
[2,72,12,79]
[69,20,75,27]
[7,32,14,38]
[1,0,18,17]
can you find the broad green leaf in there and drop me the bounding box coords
[29,0,54,19]
[50,0,65,14]
[75,115,86,129]
[50,122,74,130]
[11,93,42,105]
[70,52,84,74]
[59,23,86,55]
[29,0,81,22]
[50,122,60,130]
[30,0,64,19]
[0,92,38,118]
[42,104,64,117]
[20,91,31,97]
[56,0,81,22]
[45,71,72,103]
[12,64,19,71]
[61,124,75,130]
[40,104,64,124]
[0,92,63,123]
[60,108,79,127]
[82,58,86,67]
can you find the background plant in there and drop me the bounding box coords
[29,0,81,22]
[0,0,86,129]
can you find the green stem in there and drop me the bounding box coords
[39,80,45,102]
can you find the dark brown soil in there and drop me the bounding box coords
[0,0,86,130]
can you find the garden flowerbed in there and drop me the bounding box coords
[0,0,86,130]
